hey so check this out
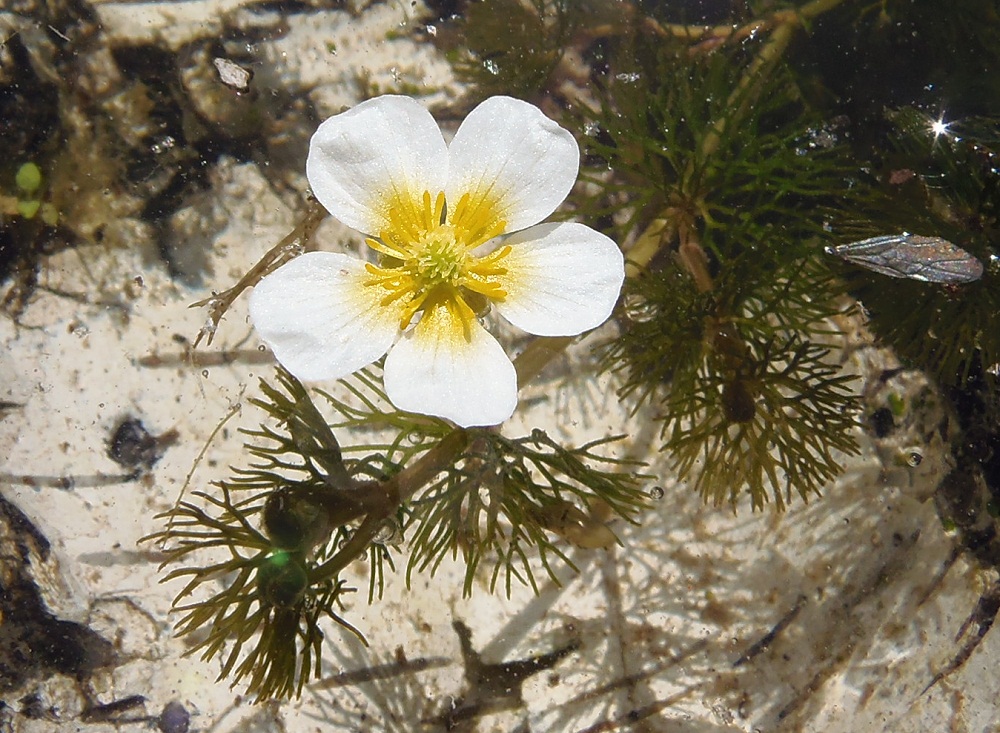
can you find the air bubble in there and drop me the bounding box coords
[623,293,655,323]
[372,518,402,545]
[648,486,665,500]
[151,135,176,155]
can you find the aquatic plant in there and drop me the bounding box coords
[147,0,1000,703]
[566,17,870,508]
[0,163,58,226]
[449,0,594,103]
[149,366,645,698]
[249,95,624,427]
[835,108,1000,389]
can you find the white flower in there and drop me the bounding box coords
[249,95,624,428]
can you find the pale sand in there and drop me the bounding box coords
[1,2,996,731]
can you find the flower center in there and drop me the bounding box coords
[364,190,511,335]
[413,227,464,287]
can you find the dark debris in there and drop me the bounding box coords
[157,701,191,733]
[107,417,178,472]
[0,493,117,694]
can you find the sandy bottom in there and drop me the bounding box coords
[2,2,998,732]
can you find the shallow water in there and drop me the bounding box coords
[1,1,999,731]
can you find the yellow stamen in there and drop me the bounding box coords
[363,188,512,340]
[449,192,507,250]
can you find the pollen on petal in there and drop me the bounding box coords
[446,96,579,233]
[383,299,517,427]
[249,252,407,381]
[492,222,624,337]
[306,95,448,235]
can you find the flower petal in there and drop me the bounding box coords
[492,222,624,337]
[446,96,579,233]
[249,252,403,381]
[306,95,449,235]
[383,300,517,427]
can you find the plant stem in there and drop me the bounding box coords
[311,430,471,578]
[500,0,857,417]
[654,0,853,273]
[191,198,327,346]
[514,335,575,384]
[241,0,861,578]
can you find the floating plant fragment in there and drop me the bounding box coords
[825,234,983,284]
[213,57,253,92]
